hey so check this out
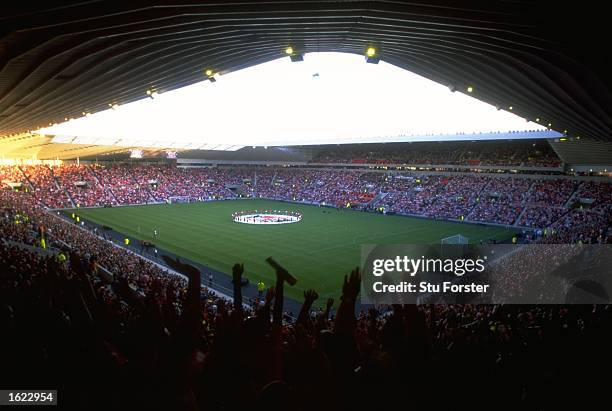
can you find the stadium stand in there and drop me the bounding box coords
[1,140,610,411]
[2,177,611,409]
[2,1,612,409]
[2,163,609,234]
[310,140,562,167]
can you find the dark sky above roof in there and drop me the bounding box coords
[1,1,610,144]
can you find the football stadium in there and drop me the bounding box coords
[1,2,611,410]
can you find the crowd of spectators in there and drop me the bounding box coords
[517,206,568,228]
[20,165,73,208]
[54,164,116,207]
[379,174,492,220]
[0,165,25,184]
[527,179,577,205]
[311,140,562,167]
[254,168,379,207]
[574,181,612,207]
[132,165,244,201]
[540,209,610,244]
[0,164,610,233]
[469,178,531,224]
[483,243,607,303]
[2,182,611,409]
[92,164,153,204]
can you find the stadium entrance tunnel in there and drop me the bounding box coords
[232,210,302,225]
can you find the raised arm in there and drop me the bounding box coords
[316,297,334,331]
[334,267,361,338]
[162,256,201,333]
[323,297,334,320]
[256,286,275,324]
[266,257,297,326]
[296,289,319,326]
[231,263,244,316]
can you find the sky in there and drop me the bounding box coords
[40,52,551,150]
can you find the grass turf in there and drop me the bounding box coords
[72,199,517,301]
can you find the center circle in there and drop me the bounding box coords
[232,210,302,225]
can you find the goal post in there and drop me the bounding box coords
[168,196,192,204]
[441,234,469,245]
[440,234,469,258]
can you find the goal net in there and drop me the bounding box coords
[441,234,469,245]
[168,196,192,204]
[440,234,469,259]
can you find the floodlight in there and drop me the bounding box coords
[365,46,379,63]
[285,46,293,55]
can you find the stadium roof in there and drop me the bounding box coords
[0,1,611,158]
[38,52,555,151]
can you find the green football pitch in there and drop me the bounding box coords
[73,199,517,301]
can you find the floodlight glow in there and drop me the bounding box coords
[39,52,557,150]
[366,47,376,57]
[205,69,213,77]
[285,46,293,55]
[467,86,473,93]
